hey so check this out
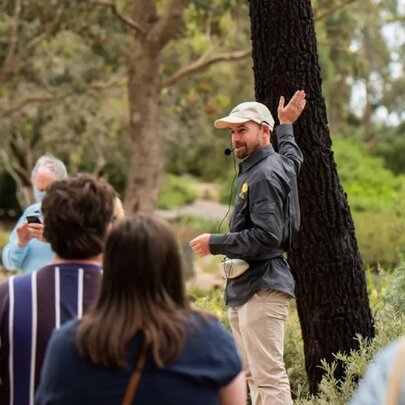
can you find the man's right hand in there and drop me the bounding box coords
[278,90,306,125]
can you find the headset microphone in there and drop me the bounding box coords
[224,147,234,156]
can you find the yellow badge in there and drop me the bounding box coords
[239,183,248,199]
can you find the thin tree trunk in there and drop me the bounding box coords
[248,0,374,394]
[363,80,375,152]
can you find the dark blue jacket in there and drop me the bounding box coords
[210,124,303,306]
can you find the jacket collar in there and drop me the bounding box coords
[239,144,275,173]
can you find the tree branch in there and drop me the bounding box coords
[384,15,405,24]
[162,48,251,89]
[0,92,73,119]
[91,0,146,35]
[148,0,187,53]
[0,149,22,183]
[20,8,65,57]
[0,0,22,88]
[90,76,126,90]
[0,148,32,207]
[314,0,356,21]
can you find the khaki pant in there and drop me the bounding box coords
[228,288,292,405]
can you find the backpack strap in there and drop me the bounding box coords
[122,351,146,405]
[385,337,405,405]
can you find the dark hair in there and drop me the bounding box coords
[75,215,190,368]
[42,174,115,259]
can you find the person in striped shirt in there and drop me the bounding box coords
[0,173,116,405]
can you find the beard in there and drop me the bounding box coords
[235,145,248,159]
[235,138,261,159]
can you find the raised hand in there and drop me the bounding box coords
[278,90,306,125]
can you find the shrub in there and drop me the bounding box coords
[381,262,405,314]
[333,138,404,214]
[294,304,405,405]
[353,211,405,268]
[191,288,229,330]
[294,263,405,404]
[157,174,198,209]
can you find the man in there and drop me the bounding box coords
[190,90,306,405]
[2,154,67,273]
[0,173,115,405]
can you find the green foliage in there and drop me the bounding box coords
[0,228,9,268]
[353,211,405,268]
[374,123,405,175]
[333,138,405,268]
[0,228,8,249]
[333,138,403,213]
[191,287,229,329]
[162,1,253,181]
[157,175,198,209]
[176,214,219,234]
[381,263,405,313]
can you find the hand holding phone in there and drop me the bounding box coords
[26,215,42,224]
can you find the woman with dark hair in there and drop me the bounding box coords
[35,215,245,405]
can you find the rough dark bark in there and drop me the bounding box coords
[248,0,374,394]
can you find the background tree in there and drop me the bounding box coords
[0,0,128,206]
[248,0,374,394]
[95,0,252,213]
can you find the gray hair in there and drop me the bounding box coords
[31,154,68,183]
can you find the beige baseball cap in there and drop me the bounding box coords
[214,101,275,130]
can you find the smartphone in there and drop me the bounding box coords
[26,215,42,224]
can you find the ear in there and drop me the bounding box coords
[261,123,271,137]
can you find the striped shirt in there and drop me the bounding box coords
[0,263,102,405]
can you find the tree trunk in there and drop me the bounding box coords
[125,43,163,214]
[248,0,374,394]
[363,81,375,152]
[123,0,187,214]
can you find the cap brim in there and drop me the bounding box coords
[214,116,250,129]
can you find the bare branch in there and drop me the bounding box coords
[0,0,22,88]
[1,6,67,90]
[91,0,146,35]
[90,76,126,90]
[19,8,65,59]
[162,48,251,89]
[314,0,356,22]
[0,92,73,119]
[148,0,187,53]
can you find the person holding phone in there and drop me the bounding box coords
[2,154,67,273]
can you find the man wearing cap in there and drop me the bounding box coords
[190,90,306,405]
